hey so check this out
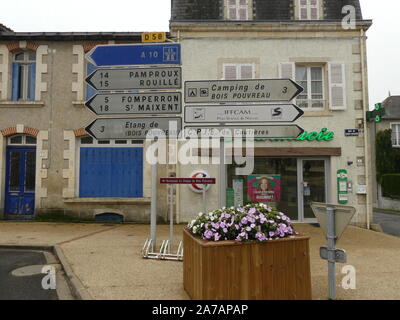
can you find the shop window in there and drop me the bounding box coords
[11,51,36,101]
[297,0,321,20]
[295,65,324,110]
[227,158,299,220]
[78,137,143,198]
[391,123,400,147]
[226,0,252,20]
[223,63,255,80]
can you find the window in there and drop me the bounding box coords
[8,135,37,145]
[295,65,324,109]
[392,124,400,147]
[12,51,36,101]
[78,137,144,198]
[298,0,320,20]
[226,0,251,20]
[223,63,255,80]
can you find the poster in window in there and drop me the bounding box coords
[247,175,281,203]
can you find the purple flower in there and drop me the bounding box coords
[214,233,221,241]
[203,230,213,239]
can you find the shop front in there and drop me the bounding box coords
[227,156,330,222]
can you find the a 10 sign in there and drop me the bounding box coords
[142,32,166,43]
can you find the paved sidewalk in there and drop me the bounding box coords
[0,221,399,300]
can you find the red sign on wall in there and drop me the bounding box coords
[160,178,216,185]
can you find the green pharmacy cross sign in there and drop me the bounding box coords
[367,103,385,123]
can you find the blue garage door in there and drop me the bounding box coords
[79,147,143,198]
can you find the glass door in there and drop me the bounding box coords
[298,158,328,222]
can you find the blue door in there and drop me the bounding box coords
[4,147,36,218]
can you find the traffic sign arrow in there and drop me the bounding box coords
[185,79,303,103]
[85,117,182,140]
[85,67,181,91]
[183,125,304,139]
[184,104,304,123]
[85,92,182,115]
[86,43,181,66]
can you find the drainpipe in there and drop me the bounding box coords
[360,28,372,230]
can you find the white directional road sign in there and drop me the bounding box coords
[85,92,182,115]
[184,104,303,123]
[85,117,182,140]
[184,125,304,139]
[86,67,181,91]
[185,79,303,103]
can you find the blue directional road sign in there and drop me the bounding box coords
[86,43,181,67]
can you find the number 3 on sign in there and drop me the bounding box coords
[282,87,288,94]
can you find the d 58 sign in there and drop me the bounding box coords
[142,32,166,43]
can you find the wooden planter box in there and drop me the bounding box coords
[183,228,312,300]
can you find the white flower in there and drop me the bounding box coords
[198,212,204,217]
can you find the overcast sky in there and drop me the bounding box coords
[0,0,398,107]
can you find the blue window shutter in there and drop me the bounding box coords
[86,62,96,100]
[79,147,143,198]
[28,62,36,101]
[11,62,20,101]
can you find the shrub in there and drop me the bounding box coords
[381,174,400,199]
[187,203,296,242]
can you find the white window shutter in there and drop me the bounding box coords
[328,62,347,110]
[223,65,237,80]
[240,64,254,79]
[279,62,295,80]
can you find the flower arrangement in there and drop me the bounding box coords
[188,203,296,242]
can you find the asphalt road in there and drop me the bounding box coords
[0,250,58,300]
[373,211,400,237]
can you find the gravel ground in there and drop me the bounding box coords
[0,221,399,300]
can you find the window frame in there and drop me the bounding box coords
[225,0,252,21]
[295,64,326,110]
[297,0,321,20]
[391,123,400,148]
[7,134,37,146]
[12,50,36,101]
[222,63,256,80]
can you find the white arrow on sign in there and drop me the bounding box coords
[86,67,181,91]
[85,117,182,140]
[184,104,304,123]
[185,79,303,103]
[85,92,182,115]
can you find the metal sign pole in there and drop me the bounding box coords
[327,205,336,300]
[219,139,226,208]
[202,188,207,214]
[150,163,158,249]
[169,184,174,254]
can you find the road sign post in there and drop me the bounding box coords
[85,92,182,115]
[85,117,182,140]
[184,104,304,123]
[185,79,303,103]
[311,202,356,300]
[84,42,183,262]
[86,67,182,91]
[86,43,181,66]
